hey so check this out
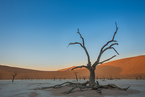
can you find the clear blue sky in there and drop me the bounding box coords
[0,0,145,71]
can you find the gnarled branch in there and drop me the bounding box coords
[112,47,119,55]
[102,43,118,53]
[12,72,17,77]
[71,65,88,71]
[112,22,118,41]
[99,55,116,64]
[67,42,83,48]
[68,30,91,66]
[93,22,119,68]
[77,29,85,46]
[11,72,17,82]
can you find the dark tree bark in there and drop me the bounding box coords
[74,71,78,81]
[35,81,130,94]
[68,23,119,86]
[89,69,95,85]
[11,72,17,82]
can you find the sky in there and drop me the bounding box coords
[0,0,145,71]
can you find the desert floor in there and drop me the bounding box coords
[0,79,145,97]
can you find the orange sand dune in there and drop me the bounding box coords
[0,55,145,80]
[102,55,145,75]
[58,66,86,71]
[58,66,76,71]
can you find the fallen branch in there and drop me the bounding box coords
[34,81,89,90]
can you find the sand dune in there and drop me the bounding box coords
[0,55,145,80]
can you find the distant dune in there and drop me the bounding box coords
[0,55,145,80]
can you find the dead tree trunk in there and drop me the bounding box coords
[74,71,78,81]
[11,72,17,82]
[68,22,119,86]
[89,69,95,85]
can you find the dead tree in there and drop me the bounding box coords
[34,23,130,94]
[11,72,17,82]
[135,76,138,80]
[102,76,105,81]
[73,71,78,81]
[83,76,86,80]
[109,76,113,80]
[139,75,142,79]
[68,22,119,85]
[53,76,55,81]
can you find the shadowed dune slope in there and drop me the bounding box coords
[0,55,145,79]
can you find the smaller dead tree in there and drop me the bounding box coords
[74,71,78,81]
[102,76,105,81]
[136,75,143,80]
[109,76,113,80]
[135,76,138,80]
[83,76,86,80]
[115,76,120,80]
[11,72,17,82]
[139,75,142,79]
[53,76,56,81]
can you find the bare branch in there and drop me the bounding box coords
[11,72,17,77]
[77,29,85,46]
[67,42,83,48]
[92,23,119,68]
[101,40,116,51]
[11,72,17,82]
[102,43,118,53]
[108,43,118,48]
[112,47,119,55]
[71,65,88,71]
[68,30,91,66]
[99,55,116,64]
[112,22,118,41]
[96,42,118,66]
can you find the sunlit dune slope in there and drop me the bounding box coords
[0,55,145,79]
[101,55,145,75]
[58,66,86,71]
[58,55,145,79]
[93,55,145,79]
